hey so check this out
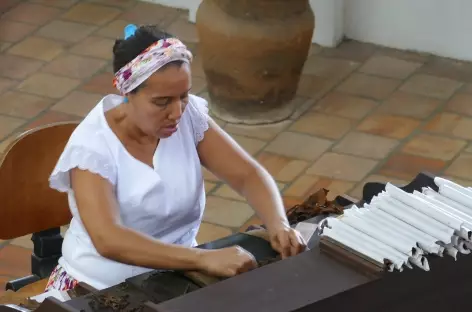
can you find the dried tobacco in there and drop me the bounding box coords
[88,293,130,311]
[258,256,281,267]
[286,188,344,225]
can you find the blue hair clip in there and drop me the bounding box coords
[124,24,138,39]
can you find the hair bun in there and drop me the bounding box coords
[113,39,125,54]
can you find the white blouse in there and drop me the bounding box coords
[49,94,209,290]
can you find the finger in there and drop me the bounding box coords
[278,232,291,259]
[291,231,307,254]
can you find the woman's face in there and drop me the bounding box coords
[127,62,191,139]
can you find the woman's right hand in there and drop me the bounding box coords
[196,246,258,277]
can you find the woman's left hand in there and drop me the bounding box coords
[268,223,307,259]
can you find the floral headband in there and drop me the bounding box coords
[113,24,193,95]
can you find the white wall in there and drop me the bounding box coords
[344,0,472,61]
[143,0,344,47]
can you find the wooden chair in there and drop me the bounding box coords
[0,121,80,292]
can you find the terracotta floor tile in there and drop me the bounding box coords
[202,167,220,183]
[445,93,472,117]
[197,223,233,245]
[0,54,44,80]
[284,175,355,200]
[119,2,181,27]
[349,174,409,199]
[375,47,432,63]
[7,36,64,61]
[418,56,472,82]
[87,0,136,8]
[0,0,20,12]
[400,74,462,99]
[0,245,31,277]
[213,184,245,201]
[3,3,61,26]
[256,152,309,182]
[424,112,472,140]
[41,54,107,79]
[296,74,337,98]
[284,175,320,198]
[10,235,33,250]
[80,72,118,95]
[0,42,12,52]
[203,196,254,228]
[445,153,472,180]
[190,56,205,78]
[288,96,316,121]
[166,14,198,43]
[0,20,37,43]
[191,76,206,94]
[283,196,304,210]
[17,72,81,99]
[336,73,401,100]
[37,20,97,43]
[378,153,446,180]
[0,91,52,118]
[376,91,442,119]
[204,181,217,194]
[302,55,358,78]
[239,215,263,232]
[61,2,121,26]
[359,55,422,79]
[29,0,78,8]
[229,134,266,156]
[313,92,378,120]
[319,40,377,63]
[51,91,104,117]
[224,121,290,141]
[70,36,115,60]
[357,114,420,139]
[0,115,24,140]
[24,110,81,130]
[264,131,333,161]
[95,19,130,38]
[333,131,399,159]
[402,133,466,161]
[306,152,378,182]
[0,78,16,94]
[289,112,353,140]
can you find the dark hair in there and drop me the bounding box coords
[112,25,181,94]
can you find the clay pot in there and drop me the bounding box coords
[196,0,315,124]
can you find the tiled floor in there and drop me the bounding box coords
[2,0,472,295]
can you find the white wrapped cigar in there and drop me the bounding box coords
[438,184,472,211]
[344,207,423,258]
[386,184,459,232]
[423,188,472,219]
[375,193,454,243]
[325,217,408,269]
[321,226,395,271]
[416,190,472,233]
[359,203,442,254]
[409,256,430,271]
[340,213,419,257]
[435,177,472,199]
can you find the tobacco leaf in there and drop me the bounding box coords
[286,188,344,225]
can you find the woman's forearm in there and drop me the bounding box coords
[96,225,203,270]
[240,166,289,230]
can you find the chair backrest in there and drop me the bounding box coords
[0,121,80,240]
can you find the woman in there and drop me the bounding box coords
[45,24,306,291]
